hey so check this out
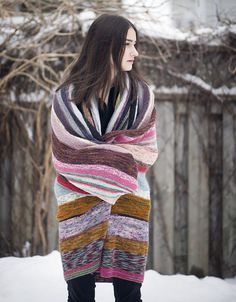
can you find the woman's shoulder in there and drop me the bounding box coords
[54,83,74,100]
[137,79,154,96]
[51,84,74,109]
[55,82,72,94]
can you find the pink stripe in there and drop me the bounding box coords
[99,267,144,283]
[52,156,137,188]
[64,172,136,192]
[69,178,136,194]
[114,127,156,143]
[57,175,88,194]
[68,180,125,204]
[137,165,148,173]
[58,173,136,196]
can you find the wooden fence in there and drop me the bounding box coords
[147,94,236,278]
[0,11,236,278]
[0,93,235,278]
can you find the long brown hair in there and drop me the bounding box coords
[57,14,144,106]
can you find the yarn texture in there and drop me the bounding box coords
[51,77,158,283]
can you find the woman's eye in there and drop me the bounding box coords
[124,42,136,47]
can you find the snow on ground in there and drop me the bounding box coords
[0,251,236,302]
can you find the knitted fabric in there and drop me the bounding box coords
[51,77,158,283]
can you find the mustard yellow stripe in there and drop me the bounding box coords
[111,194,151,221]
[59,221,108,253]
[57,196,100,221]
[104,235,148,255]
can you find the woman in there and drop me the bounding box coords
[51,14,158,302]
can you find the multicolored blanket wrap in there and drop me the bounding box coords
[51,77,158,283]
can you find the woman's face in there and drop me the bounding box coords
[121,27,139,71]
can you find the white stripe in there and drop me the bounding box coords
[70,101,93,136]
[90,96,102,135]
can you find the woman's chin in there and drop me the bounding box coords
[123,66,133,71]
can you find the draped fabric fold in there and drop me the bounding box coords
[51,78,158,283]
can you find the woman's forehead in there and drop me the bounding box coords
[126,27,136,41]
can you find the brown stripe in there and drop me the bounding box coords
[57,196,100,221]
[52,131,137,177]
[111,194,151,221]
[104,235,148,255]
[59,221,108,253]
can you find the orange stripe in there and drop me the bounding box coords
[59,221,108,253]
[111,194,151,221]
[57,196,100,221]
[104,236,148,255]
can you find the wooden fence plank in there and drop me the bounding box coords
[0,133,12,256]
[222,101,236,277]
[47,188,58,252]
[174,101,188,274]
[152,101,175,274]
[209,102,223,276]
[188,100,209,276]
[11,111,34,256]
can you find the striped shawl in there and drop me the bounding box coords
[51,78,158,283]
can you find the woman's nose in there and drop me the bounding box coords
[131,46,139,57]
